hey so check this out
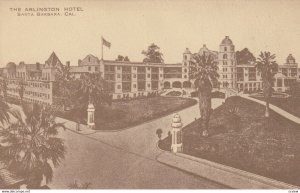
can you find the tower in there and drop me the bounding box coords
[218,36,237,89]
[182,48,191,80]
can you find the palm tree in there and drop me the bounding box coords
[0,97,10,125]
[255,51,278,117]
[77,73,112,108]
[18,79,26,104]
[0,77,8,102]
[0,103,66,188]
[190,53,219,136]
[68,180,91,189]
[53,63,73,111]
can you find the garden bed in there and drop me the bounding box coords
[59,96,197,131]
[159,96,300,186]
[166,91,182,96]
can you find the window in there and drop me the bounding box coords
[117,66,120,70]
[147,67,150,71]
[133,84,136,88]
[95,67,98,71]
[184,75,187,78]
[184,62,187,66]
[160,74,163,77]
[184,69,187,73]
[147,74,150,78]
[133,74,136,78]
[223,54,227,59]
[117,74,121,78]
[88,57,91,62]
[184,55,187,60]
[117,85,121,89]
[224,47,227,51]
[148,84,151,88]
[88,66,91,71]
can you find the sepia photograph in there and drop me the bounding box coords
[0,0,300,191]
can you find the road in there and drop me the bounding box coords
[48,98,226,189]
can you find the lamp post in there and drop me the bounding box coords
[171,113,183,153]
[87,103,95,129]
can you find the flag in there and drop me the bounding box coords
[102,37,111,48]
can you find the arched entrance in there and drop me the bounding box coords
[172,81,182,88]
[163,81,171,89]
[183,81,191,88]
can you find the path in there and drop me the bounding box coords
[49,98,225,188]
[240,94,300,124]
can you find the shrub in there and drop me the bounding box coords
[166,91,181,96]
[226,100,241,131]
[156,128,163,140]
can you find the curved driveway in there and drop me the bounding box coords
[50,98,226,189]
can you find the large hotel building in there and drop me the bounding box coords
[1,36,300,105]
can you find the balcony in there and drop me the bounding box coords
[164,74,182,79]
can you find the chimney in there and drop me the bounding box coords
[225,36,229,39]
[203,44,206,48]
[78,59,82,66]
[66,61,70,67]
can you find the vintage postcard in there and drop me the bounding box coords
[0,0,300,190]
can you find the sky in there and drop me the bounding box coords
[0,0,300,67]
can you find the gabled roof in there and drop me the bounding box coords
[198,44,218,58]
[274,72,287,78]
[83,54,100,61]
[45,52,63,68]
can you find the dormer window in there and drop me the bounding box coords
[224,47,227,52]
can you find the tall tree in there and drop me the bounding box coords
[255,51,278,117]
[0,97,10,125]
[116,55,124,61]
[115,55,130,62]
[53,63,73,110]
[142,43,164,63]
[18,79,26,104]
[236,48,256,65]
[0,104,66,188]
[190,53,219,136]
[76,73,112,108]
[0,77,8,102]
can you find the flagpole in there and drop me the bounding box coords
[101,36,103,60]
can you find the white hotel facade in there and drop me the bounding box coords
[1,36,300,105]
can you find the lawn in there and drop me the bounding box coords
[159,96,300,186]
[251,95,300,117]
[59,96,197,131]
